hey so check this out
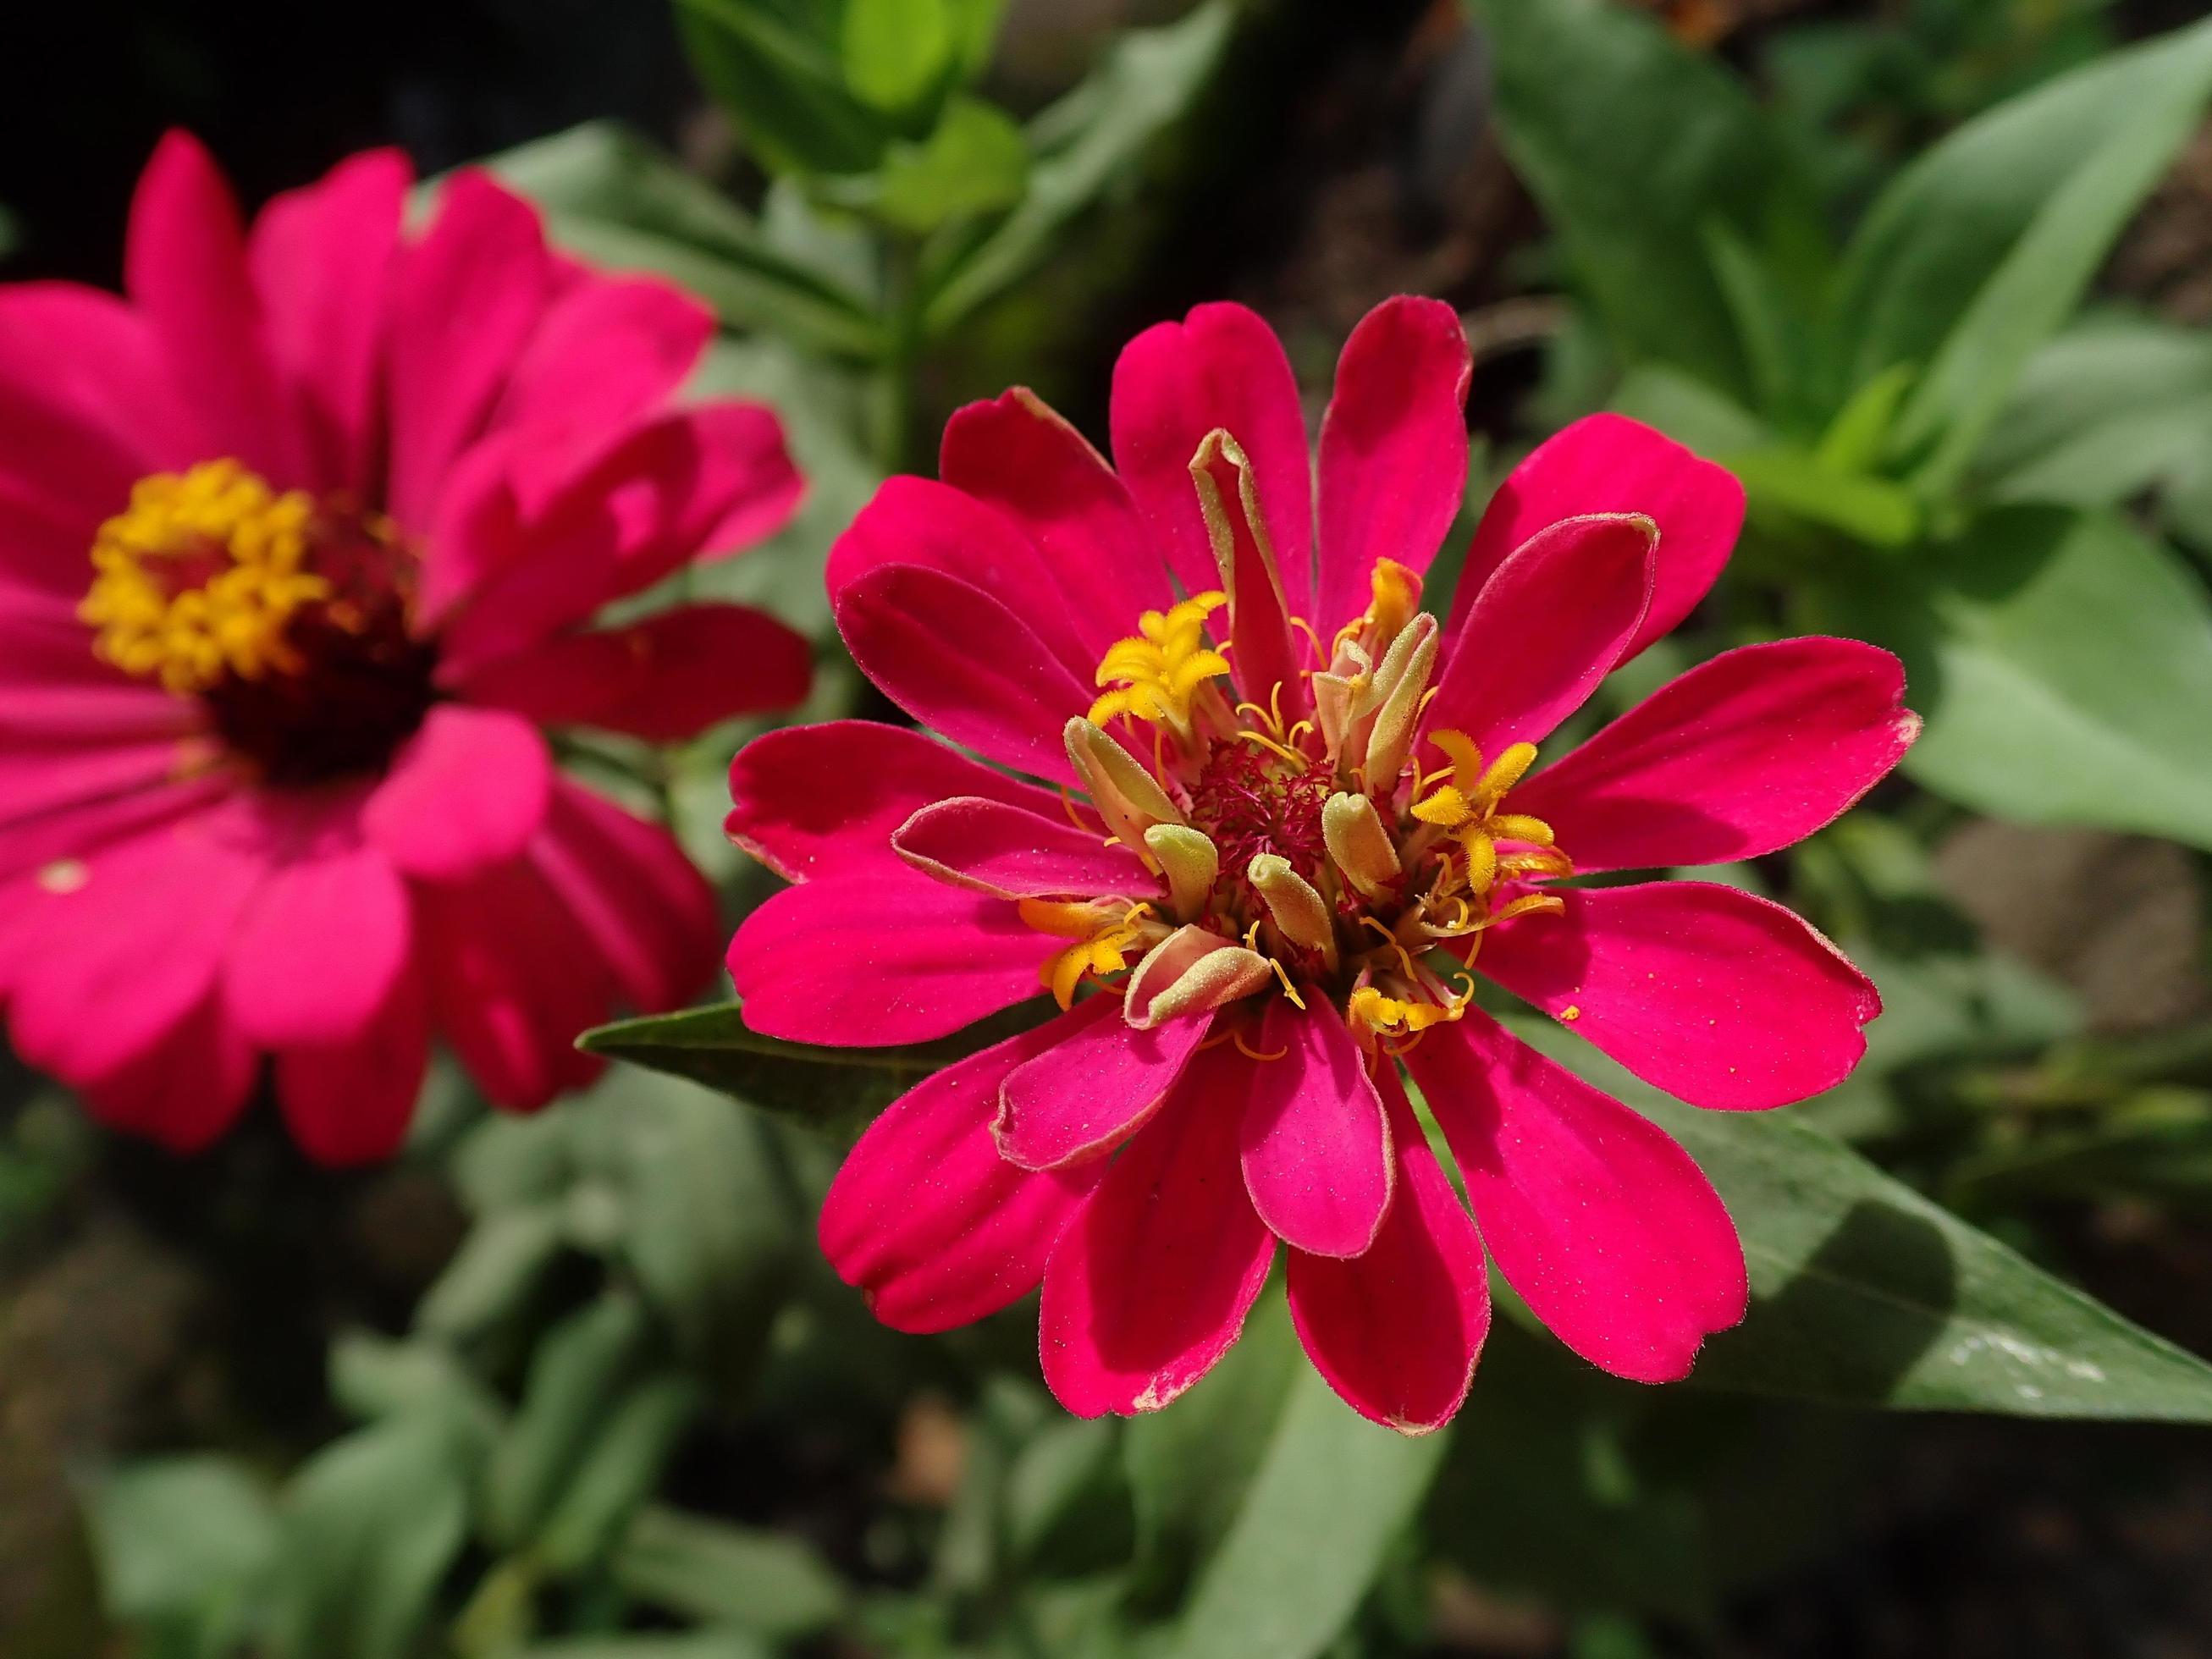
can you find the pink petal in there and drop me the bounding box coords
[1110,302,1315,613]
[416,857,610,1111]
[1314,297,1473,629]
[388,169,554,527]
[1405,1011,1747,1384]
[73,984,257,1155]
[1513,638,1920,874]
[820,1000,1117,1333]
[1239,998,1393,1258]
[1451,414,1745,662]
[1038,1040,1278,1417]
[728,869,1046,1047]
[1287,1067,1490,1431]
[994,1000,1213,1171]
[0,281,201,499]
[3,804,264,1088]
[362,705,553,881]
[835,562,1090,788]
[528,778,719,1016]
[1195,433,1310,723]
[825,475,1094,683]
[431,402,802,662]
[125,131,301,482]
[1424,514,1655,756]
[0,770,233,886]
[490,275,715,497]
[894,794,1154,901]
[1476,880,1882,1111]
[223,822,412,1047]
[248,146,410,493]
[726,719,1072,884]
[454,603,812,743]
[275,965,430,1166]
[940,390,1175,655]
[0,736,207,828]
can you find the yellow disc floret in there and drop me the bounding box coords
[1088,592,1231,738]
[80,459,330,695]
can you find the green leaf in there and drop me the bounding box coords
[1471,0,1819,400]
[1124,1292,1300,1602]
[874,96,1031,233]
[265,1408,485,1659]
[1883,20,2212,493]
[485,1291,652,1551]
[1975,312,2212,510]
[922,1,1233,333]
[1167,1368,1446,1659]
[1834,19,2212,408]
[841,0,952,112]
[415,1204,566,1340]
[578,997,1052,1129]
[564,1070,798,1379]
[1826,508,2212,852]
[485,121,880,357]
[1608,365,1773,456]
[84,1457,278,1645]
[536,1374,705,1572]
[1816,363,1917,474]
[1505,1018,2212,1419]
[613,1506,847,1639]
[1724,445,1922,546]
[675,0,891,176]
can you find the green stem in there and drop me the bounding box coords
[869,234,924,474]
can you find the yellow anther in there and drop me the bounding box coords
[1365,559,1422,646]
[1089,591,1231,734]
[1347,985,1460,1038]
[1475,742,1540,803]
[1411,785,1473,829]
[1489,813,1556,846]
[80,460,329,694]
[1019,898,1153,1010]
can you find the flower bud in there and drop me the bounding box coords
[1124,923,1274,1029]
[1322,791,1402,900]
[1247,853,1338,969]
[1144,823,1220,921]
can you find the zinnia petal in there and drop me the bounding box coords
[995,1000,1213,1171]
[363,704,554,882]
[1476,880,1883,1111]
[1037,1039,1278,1416]
[819,1000,1116,1333]
[893,794,1151,901]
[1238,997,1393,1259]
[1406,1011,1747,1384]
[1511,637,1919,874]
[275,965,431,1166]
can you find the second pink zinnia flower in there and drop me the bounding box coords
[726,297,1917,1431]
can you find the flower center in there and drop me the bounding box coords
[1031,554,1575,1054]
[81,460,439,785]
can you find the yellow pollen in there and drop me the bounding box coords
[1020,898,1153,1010]
[1348,986,1462,1040]
[80,460,329,695]
[1411,731,1564,896]
[1089,592,1231,733]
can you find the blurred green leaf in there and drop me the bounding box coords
[1004,1416,1132,1577]
[613,1506,847,1639]
[416,1205,567,1341]
[487,121,881,357]
[330,1331,504,1427]
[1167,1369,1446,1659]
[520,1636,771,1659]
[486,1291,652,1552]
[579,997,1052,1129]
[265,1405,485,1659]
[1830,508,2212,851]
[1124,1292,1300,1603]
[675,0,891,176]
[1816,363,1917,474]
[874,96,1031,233]
[85,1457,278,1653]
[1472,0,1819,400]
[1505,1020,2212,1418]
[565,1071,798,1379]
[1725,445,1922,546]
[923,1,1233,333]
[1976,311,2212,512]
[1608,365,1773,456]
[1880,20,2212,493]
[841,0,952,113]
[1834,18,2212,406]
[537,1373,705,1572]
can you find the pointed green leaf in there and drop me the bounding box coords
[1167,1368,1446,1659]
[1505,1018,2212,1419]
[613,1506,847,1639]
[841,0,952,113]
[675,0,891,176]
[874,96,1030,232]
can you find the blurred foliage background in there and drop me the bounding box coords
[10,1,2212,1655]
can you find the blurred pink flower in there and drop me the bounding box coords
[0,133,808,1163]
[726,297,1917,1430]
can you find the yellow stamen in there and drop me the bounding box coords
[80,460,329,695]
[1089,592,1230,734]
[1019,898,1154,1010]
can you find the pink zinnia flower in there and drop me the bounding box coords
[726,297,1916,1430]
[0,134,808,1163]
